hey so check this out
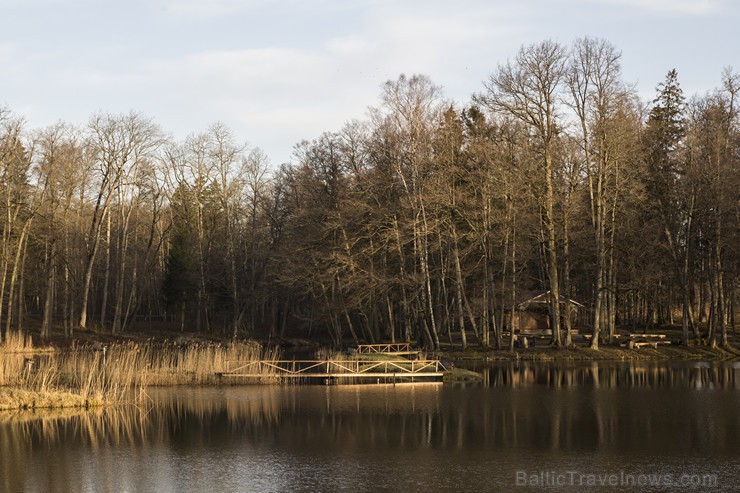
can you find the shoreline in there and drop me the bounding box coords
[437,344,740,363]
[2,336,738,412]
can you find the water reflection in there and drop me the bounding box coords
[479,361,739,390]
[1,363,739,492]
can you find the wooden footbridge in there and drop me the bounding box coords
[218,358,448,382]
[218,343,450,383]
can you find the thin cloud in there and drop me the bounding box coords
[162,0,274,16]
[592,0,725,15]
[0,43,18,61]
[2,0,735,166]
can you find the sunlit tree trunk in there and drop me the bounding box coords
[5,220,32,333]
[41,248,55,339]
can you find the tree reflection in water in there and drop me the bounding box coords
[1,363,738,492]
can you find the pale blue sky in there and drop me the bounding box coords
[1,0,737,164]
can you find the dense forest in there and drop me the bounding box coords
[0,38,737,349]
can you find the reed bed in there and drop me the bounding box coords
[1,333,280,409]
[132,339,281,386]
[1,331,34,353]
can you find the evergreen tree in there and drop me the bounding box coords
[646,69,686,187]
[643,69,697,343]
[162,228,198,330]
[162,184,199,331]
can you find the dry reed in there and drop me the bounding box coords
[0,333,279,409]
[1,331,34,353]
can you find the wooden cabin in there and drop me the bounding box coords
[513,291,583,336]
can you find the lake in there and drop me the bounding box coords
[1,361,738,492]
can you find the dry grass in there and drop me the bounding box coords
[0,333,279,409]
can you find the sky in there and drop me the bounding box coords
[1,0,738,165]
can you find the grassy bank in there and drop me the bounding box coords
[0,331,279,411]
[439,343,740,362]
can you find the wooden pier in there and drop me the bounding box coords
[218,358,447,381]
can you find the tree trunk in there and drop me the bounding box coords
[419,207,440,350]
[79,200,111,330]
[392,215,411,342]
[545,149,563,347]
[41,242,56,339]
[563,200,573,347]
[5,220,31,333]
[454,248,468,351]
[100,209,111,330]
[16,235,28,332]
[509,223,517,352]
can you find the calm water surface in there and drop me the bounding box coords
[1,361,739,492]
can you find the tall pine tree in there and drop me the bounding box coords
[643,69,697,343]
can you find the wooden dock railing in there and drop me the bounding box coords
[354,343,417,354]
[219,359,447,380]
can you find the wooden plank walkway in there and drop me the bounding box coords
[219,359,447,380]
